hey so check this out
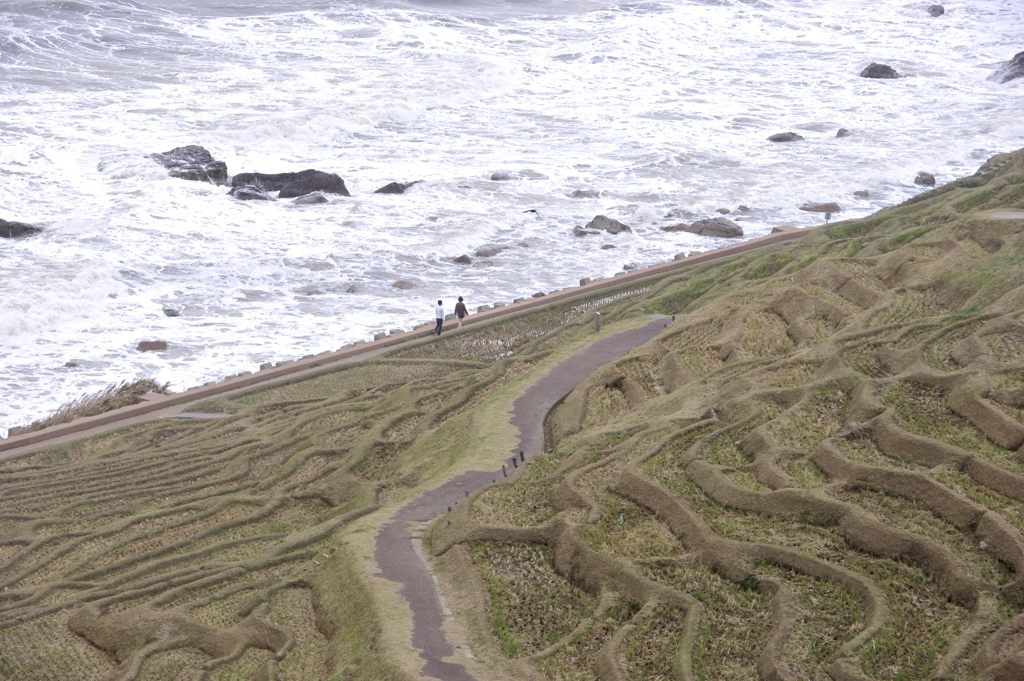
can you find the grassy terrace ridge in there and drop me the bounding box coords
[2,148,1024,681]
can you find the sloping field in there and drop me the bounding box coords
[432,150,1024,681]
[3,148,1024,681]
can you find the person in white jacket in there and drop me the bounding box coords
[434,300,445,336]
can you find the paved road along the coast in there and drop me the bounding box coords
[374,318,668,681]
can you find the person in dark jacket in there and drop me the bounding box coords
[454,296,468,328]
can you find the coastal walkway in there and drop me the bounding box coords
[374,318,668,681]
[0,224,804,459]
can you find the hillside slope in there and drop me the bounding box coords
[1,149,1023,681]
[431,150,1024,681]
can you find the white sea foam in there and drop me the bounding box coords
[1,0,1022,436]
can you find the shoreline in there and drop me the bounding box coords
[0,224,806,455]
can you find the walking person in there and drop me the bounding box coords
[434,300,445,336]
[454,296,468,329]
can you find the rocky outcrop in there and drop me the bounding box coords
[837,128,851,138]
[136,341,167,352]
[374,181,419,194]
[490,171,516,181]
[232,169,317,191]
[664,217,743,238]
[914,172,936,187]
[988,52,1024,84]
[860,63,899,79]
[582,215,632,235]
[231,169,350,197]
[768,132,804,142]
[452,255,473,264]
[1,218,41,238]
[229,185,274,201]
[150,146,228,185]
[928,5,944,17]
[800,202,842,222]
[279,172,350,198]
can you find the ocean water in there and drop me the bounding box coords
[1,0,1022,436]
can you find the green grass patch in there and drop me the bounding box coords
[469,542,596,658]
[646,276,715,315]
[953,188,998,213]
[742,253,796,280]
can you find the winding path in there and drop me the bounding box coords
[374,318,668,681]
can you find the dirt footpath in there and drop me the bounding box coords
[374,318,667,681]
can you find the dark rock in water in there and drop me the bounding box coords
[374,181,419,194]
[584,215,632,234]
[672,217,744,238]
[860,62,899,79]
[150,145,228,185]
[854,190,870,198]
[801,202,842,214]
[569,189,601,198]
[474,247,505,258]
[346,285,358,293]
[836,128,851,138]
[392,280,416,290]
[163,308,181,317]
[768,132,804,142]
[490,171,516,181]
[914,171,936,186]
[229,185,274,201]
[279,172,350,198]
[988,51,1024,84]
[232,169,320,191]
[137,341,168,352]
[1,218,41,238]
[573,226,599,237]
[601,244,616,249]
[737,205,751,212]
[292,191,329,204]
[928,5,944,17]
[452,255,473,264]
[532,292,546,298]
[716,208,731,215]
[64,362,78,368]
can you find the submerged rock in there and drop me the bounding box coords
[569,189,601,198]
[988,51,1024,84]
[928,5,944,16]
[583,215,632,235]
[490,171,516,181]
[1,218,41,238]
[232,169,318,191]
[374,181,419,194]
[229,185,274,201]
[292,191,329,204]
[768,132,804,142]
[836,128,852,138]
[137,341,168,352]
[474,246,505,258]
[860,62,899,79]
[150,145,228,185]
[800,202,842,222]
[279,172,349,198]
[854,190,870,198]
[914,171,936,187]
[392,280,416,290]
[452,255,473,264]
[681,217,744,238]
